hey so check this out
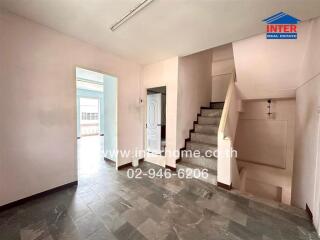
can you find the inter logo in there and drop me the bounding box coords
[263,12,301,39]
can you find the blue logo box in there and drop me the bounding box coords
[266,33,297,39]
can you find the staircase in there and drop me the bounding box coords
[176,102,224,185]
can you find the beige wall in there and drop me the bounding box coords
[142,57,179,167]
[292,17,320,218]
[0,12,142,206]
[235,99,295,204]
[177,50,213,149]
[232,21,311,100]
[211,44,235,102]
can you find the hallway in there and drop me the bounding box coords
[78,136,106,178]
[0,136,319,240]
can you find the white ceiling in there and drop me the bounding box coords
[1,0,320,64]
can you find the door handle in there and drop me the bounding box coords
[157,124,161,126]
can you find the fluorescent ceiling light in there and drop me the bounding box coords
[110,0,154,31]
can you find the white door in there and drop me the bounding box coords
[147,93,162,155]
[314,108,320,235]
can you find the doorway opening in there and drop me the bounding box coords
[76,67,118,174]
[146,86,166,156]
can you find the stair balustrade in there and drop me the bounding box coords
[217,70,245,190]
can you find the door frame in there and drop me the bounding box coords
[144,86,167,166]
[314,107,320,235]
[75,66,118,170]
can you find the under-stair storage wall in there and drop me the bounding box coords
[211,43,235,102]
[234,99,295,204]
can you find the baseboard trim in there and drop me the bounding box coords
[117,162,132,170]
[104,157,115,162]
[165,165,176,171]
[177,147,186,163]
[117,158,144,170]
[306,204,313,220]
[0,181,78,212]
[217,182,232,191]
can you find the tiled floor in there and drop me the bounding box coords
[0,136,319,240]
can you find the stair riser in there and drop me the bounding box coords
[191,133,217,145]
[198,117,220,125]
[211,102,224,109]
[185,142,217,157]
[194,125,218,134]
[182,157,217,171]
[201,109,222,117]
[176,164,217,185]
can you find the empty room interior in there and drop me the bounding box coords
[1,1,320,240]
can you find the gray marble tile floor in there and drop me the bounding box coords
[0,136,319,240]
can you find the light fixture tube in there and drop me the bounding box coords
[110,0,154,31]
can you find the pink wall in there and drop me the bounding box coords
[0,12,142,206]
[292,17,320,213]
[177,50,213,149]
